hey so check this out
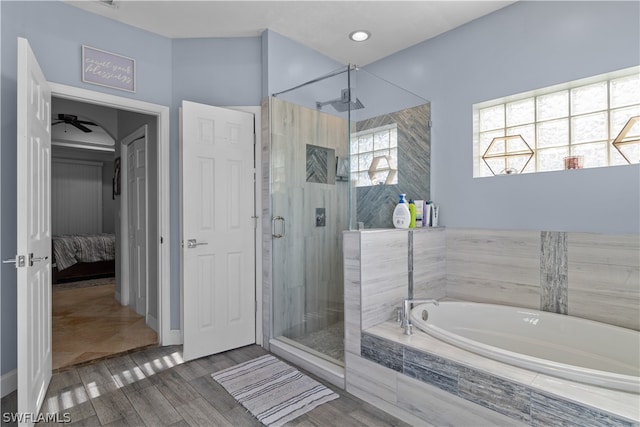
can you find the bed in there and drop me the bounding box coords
[52,233,116,284]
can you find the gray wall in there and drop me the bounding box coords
[50,148,115,235]
[365,1,640,234]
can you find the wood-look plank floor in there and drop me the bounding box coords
[1,345,412,427]
[52,282,158,370]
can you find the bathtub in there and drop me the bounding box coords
[410,301,640,393]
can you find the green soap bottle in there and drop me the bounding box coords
[408,199,417,228]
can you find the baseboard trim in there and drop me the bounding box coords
[1,369,17,398]
[147,314,158,332]
[161,329,182,346]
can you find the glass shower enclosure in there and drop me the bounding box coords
[270,65,429,365]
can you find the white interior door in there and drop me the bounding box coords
[127,135,148,316]
[16,37,52,421]
[181,101,256,362]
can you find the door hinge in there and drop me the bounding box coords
[251,215,259,229]
[160,236,164,244]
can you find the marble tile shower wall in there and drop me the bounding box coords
[269,98,349,338]
[356,104,431,229]
[446,228,640,330]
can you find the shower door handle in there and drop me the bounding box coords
[272,216,286,238]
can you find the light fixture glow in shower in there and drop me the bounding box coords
[349,30,370,42]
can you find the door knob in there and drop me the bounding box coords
[187,239,208,249]
[29,253,48,266]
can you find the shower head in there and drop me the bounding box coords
[316,88,365,112]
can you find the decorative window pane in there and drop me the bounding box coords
[572,112,607,144]
[373,149,389,159]
[350,138,359,154]
[480,105,505,131]
[572,142,607,168]
[389,130,398,147]
[474,67,639,177]
[388,149,398,169]
[358,152,373,171]
[358,135,373,153]
[537,91,568,121]
[610,74,640,109]
[506,99,535,127]
[350,155,358,172]
[351,124,398,186]
[571,82,607,115]
[507,124,535,147]
[356,171,370,187]
[611,106,640,138]
[610,145,630,166]
[538,147,569,172]
[480,130,504,153]
[537,119,569,148]
[373,132,389,150]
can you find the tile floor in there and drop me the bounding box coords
[52,281,158,370]
[1,344,411,426]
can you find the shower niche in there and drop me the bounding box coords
[268,65,430,367]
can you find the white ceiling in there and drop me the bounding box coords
[66,0,516,65]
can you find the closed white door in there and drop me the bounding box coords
[181,101,256,362]
[16,37,52,422]
[127,135,148,316]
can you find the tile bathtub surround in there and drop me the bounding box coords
[351,228,447,331]
[446,229,541,309]
[540,231,568,314]
[567,232,640,331]
[446,228,640,331]
[343,232,362,355]
[360,331,638,427]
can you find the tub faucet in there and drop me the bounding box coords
[401,298,439,335]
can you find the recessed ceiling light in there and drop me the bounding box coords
[349,30,370,42]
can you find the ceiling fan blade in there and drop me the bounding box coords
[73,122,93,133]
[76,120,98,126]
[52,120,64,125]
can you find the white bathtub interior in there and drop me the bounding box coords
[410,301,640,393]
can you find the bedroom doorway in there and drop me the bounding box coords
[49,97,160,370]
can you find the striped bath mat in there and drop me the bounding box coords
[211,354,339,426]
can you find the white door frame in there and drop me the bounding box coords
[49,83,176,344]
[227,106,262,345]
[120,126,149,321]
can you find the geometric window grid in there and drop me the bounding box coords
[350,124,398,187]
[473,67,640,177]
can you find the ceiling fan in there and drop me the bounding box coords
[52,114,98,133]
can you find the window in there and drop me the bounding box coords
[473,67,640,177]
[350,124,398,187]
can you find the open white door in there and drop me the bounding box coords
[16,37,52,422]
[181,101,256,362]
[127,134,148,316]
